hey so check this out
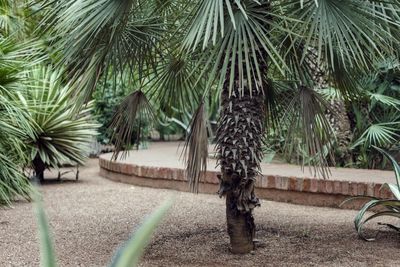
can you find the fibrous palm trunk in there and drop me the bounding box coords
[307,47,353,164]
[216,85,265,253]
[326,99,353,163]
[33,155,45,182]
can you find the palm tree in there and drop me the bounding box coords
[42,0,400,254]
[21,66,99,182]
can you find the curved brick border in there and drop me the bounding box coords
[99,157,393,209]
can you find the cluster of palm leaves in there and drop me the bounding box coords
[318,60,400,169]
[348,62,400,168]
[0,57,98,203]
[264,60,400,169]
[0,36,38,204]
[0,0,98,204]
[21,67,99,181]
[0,95,32,204]
[38,0,400,253]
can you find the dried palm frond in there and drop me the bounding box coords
[284,85,335,178]
[110,90,154,160]
[183,102,208,193]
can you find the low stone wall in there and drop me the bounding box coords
[99,157,393,209]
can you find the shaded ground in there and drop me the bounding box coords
[0,159,399,267]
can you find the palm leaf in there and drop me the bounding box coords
[33,190,57,267]
[286,0,400,69]
[110,90,154,160]
[284,85,334,178]
[373,146,400,194]
[183,102,208,193]
[110,199,173,267]
[353,122,400,147]
[19,66,99,169]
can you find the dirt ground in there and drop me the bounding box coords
[0,159,399,267]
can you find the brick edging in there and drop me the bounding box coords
[99,157,393,201]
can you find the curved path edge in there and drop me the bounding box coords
[98,156,394,209]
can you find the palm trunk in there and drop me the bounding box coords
[217,85,265,254]
[326,99,353,163]
[213,1,270,254]
[33,155,45,182]
[307,47,353,164]
[226,192,255,253]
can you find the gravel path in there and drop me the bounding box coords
[1,159,399,267]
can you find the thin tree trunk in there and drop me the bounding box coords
[217,85,265,254]
[326,99,353,163]
[226,191,256,253]
[307,47,353,164]
[33,155,45,182]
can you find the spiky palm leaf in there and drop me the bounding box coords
[0,96,32,204]
[342,147,400,241]
[110,90,154,160]
[42,0,165,101]
[0,36,44,204]
[19,66,99,172]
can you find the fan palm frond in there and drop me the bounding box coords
[183,0,291,95]
[183,102,208,193]
[42,0,165,99]
[286,0,400,69]
[110,90,154,160]
[284,85,334,177]
[146,52,204,116]
[353,122,400,148]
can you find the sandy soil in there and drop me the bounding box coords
[0,159,399,267]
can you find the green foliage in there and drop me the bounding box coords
[19,66,99,172]
[34,193,172,267]
[265,60,400,169]
[34,192,57,267]
[40,0,400,178]
[0,97,32,204]
[0,0,54,203]
[342,147,400,241]
[329,61,399,168]
[110,200,172,267]
[0,36,39,204]
[93,81,127,144]
[348,62,400,168]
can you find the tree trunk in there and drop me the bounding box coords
[326,99,353,163]
[33,155,45,182]
[306,47,353,165]
[226,191,256,253]
[217,85,265,254]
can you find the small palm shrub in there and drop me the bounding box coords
[20,67,99,181]
[342,147,400,241]
[34,192,171,267]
